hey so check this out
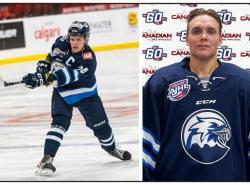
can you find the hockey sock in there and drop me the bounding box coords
[44,125,66,157]
[94,124,116,151]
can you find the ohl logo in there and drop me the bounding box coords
[176,30,187,42]
[181,109,231,164]
[217,46,236,61]
[217,9,236,25]
[167,79,190,101]
[142,46,167,61]
[142,9,167,25]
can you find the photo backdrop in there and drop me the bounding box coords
[140,4,250,85]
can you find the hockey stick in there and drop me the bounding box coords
[4,80,23,86]
[0,75,23,87]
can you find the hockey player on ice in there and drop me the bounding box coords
[22,21,132,176]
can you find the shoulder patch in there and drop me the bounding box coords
[59,36,67,42]
[82,52,93,60]
[167,78,190,101]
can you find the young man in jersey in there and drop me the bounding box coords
[22,21,132,176]
[143,8,250,181]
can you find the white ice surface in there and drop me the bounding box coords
[0,48,139,181]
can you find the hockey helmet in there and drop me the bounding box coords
[68,21,90,39]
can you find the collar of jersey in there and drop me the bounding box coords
[181,57,227,79]
[180,57,227,91]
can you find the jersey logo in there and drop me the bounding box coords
[167,79,190,101]
[51,47,67,57]
[82,52,93,60]
[181,109,231,164]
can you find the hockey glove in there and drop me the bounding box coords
[22,72,55,89]
[36,60,51,73]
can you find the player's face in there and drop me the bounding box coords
[186,15,222,61]
[69,36,86,53]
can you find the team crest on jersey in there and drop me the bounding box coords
[181,109,231,164]
[82,52,93,60]
[167,79,190,101]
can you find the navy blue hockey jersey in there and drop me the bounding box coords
[143,57,250,181]
[47,36,97,105]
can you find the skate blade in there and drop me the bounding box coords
[35,168,54,176]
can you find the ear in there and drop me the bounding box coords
[218,35,222,46]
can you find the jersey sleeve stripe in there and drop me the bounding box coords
[73,70,79,82]
[143,149,156,170]
[53,68,70,87]
[143,159,156,172]
[61,68,71,85]
[143,127,160,144]
[143,127,160,153]
[143,138,159,155]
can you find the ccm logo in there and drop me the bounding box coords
[196,100,216,105]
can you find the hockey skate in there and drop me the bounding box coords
[35,154,56,176]
[107,147,132,161]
